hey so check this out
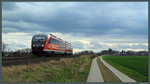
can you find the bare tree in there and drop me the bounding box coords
[19,48,31,53]
[2,41,8,53]
[2,42,8,56]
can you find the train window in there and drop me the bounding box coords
[48,38,51,43]
[48,38,59,45]
[60,42,62,48]
[66,44,70,50]
[55,39,59,45]
[60,41,65,50]
[66,44,71,50]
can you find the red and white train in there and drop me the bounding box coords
[31,34,73,56]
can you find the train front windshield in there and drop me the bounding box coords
[32,36,46,42]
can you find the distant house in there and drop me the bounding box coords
[113,50,120,56]
[126,51,137,56]
[3,52,10,56]
[137,51,148,56]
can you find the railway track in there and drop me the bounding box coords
[2,54,80,67]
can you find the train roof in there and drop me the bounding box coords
[49,34,65,42]
[65,41,71,45]
[33,33,71,45]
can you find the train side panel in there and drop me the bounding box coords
[43,35,60,54]
[59,40,66,54]
[65,41,73,55]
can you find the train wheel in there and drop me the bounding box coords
[51,53,55,57]
[46,54,49,57]
[37,54,42,57]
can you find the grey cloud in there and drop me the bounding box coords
[72,41,84,49]
[2,2,148,52]
[115,44,148,50]
[4,3,148,34]
[15,43,27,48]
[2,2,148,36]
[2,20,50,33]
[117,45,131,49]
[131,44,148,49]
[2,27,20,33]
[2,2,17,11]
[6,42,28,51]
[89,42,107,49]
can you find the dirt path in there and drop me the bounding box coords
[87,57,104,82]
[99,56,136,82]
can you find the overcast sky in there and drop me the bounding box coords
[2,2,148,53]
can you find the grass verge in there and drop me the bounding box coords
[96,56,121,82]
[2,54,96,82]
[102,56,148,82]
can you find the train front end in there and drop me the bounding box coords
[31,34,47,55]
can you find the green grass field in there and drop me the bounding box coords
[102,56,148,82]
[2,55,96,82]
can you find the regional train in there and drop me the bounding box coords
[31,33,73,56]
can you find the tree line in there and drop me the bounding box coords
[2,42,148,57]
